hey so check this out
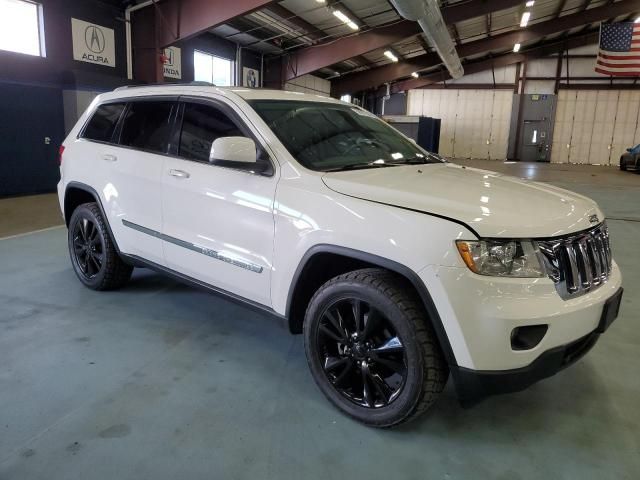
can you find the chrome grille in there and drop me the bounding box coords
[536,223,612,299]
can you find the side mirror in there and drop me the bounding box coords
[209,136,257,164]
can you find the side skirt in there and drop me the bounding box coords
[120,253,287,327]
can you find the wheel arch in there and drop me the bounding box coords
[63,182,122,254]
[285,244,458,367]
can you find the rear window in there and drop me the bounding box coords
[82,103,125,143]
[119,101,174,154]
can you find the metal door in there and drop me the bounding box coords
[517,94,556,162]
[0,83,64,196]
[521,120,547,162]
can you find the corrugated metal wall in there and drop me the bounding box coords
[551,90,640,165]
[284,74,331,96]
[407,89,513,160]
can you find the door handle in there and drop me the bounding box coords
[169,169,190,178]
[102,154,117,162]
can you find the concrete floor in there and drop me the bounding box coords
[0,161,638,479]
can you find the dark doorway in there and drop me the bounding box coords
[516,94,556,162]
[0,83,64,196]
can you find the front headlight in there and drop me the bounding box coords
[456,239,545,277]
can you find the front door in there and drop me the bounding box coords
[161,98,277,307]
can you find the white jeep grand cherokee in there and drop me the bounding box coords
[58,85,623,427]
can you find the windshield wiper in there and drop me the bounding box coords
[387,154,443,165]
[323,162,400,172]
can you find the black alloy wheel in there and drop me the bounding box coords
[304,268,448,428]
[317,298,407,408]
[72,217,104,279]
[67,202,132,290]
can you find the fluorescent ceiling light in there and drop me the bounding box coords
[520,11,531,27]
[384,50,399,62]
[332,9,349,23]
[333,9,359,30]
[513,43,521,52]
[525,1,534,6]
[411,71,419,78]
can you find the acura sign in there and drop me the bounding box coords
[71,18,115,67]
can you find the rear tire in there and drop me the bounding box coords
[68,202,132,290]
[303,268,448,428]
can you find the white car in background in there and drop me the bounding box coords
[58,85,623,427]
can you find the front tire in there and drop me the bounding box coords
[303,268,448,428]
[620,156,627,171]
[68,203,132,290]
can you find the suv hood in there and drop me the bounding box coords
[322,163,603,238]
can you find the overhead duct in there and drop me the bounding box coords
[389,0,463,79]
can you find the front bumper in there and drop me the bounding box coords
[419,261,623,371]
[452,286,623,406]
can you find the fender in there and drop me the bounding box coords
[286,244,459,367]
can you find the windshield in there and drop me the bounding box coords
[248,100,444,172]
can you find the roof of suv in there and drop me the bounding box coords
[110,84,344,105]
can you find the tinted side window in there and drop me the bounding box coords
[119,101,174,154]
[82,103,125,142]
[179,102,243,162]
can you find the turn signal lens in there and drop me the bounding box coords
[456,239,545,277]
[456,241,478,272]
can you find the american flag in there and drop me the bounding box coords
[595,22,640,76]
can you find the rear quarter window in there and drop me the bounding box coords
[81,103,126,143]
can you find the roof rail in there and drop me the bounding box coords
[114,81,216,91]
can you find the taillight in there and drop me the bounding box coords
[58,145,65,165]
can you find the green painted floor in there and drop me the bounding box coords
[0,163,639,479]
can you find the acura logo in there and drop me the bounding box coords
[589,214,599,224]
[85,25,105,54]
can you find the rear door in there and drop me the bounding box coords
[105,98,177,265]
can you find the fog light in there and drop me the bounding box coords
[511,325,548,351]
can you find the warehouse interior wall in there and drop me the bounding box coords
[552,90,640,165]
[0,0,272,197]
[400,44,640,163]
[284,74,331,95]
[407,89,513,160]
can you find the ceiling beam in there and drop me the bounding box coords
[263,3,368,81]
[283,0,525,81]
[264,3,325,42]
[284,20,420,81]
[391,32,599,93]
[131,0,276,83]
[554,0,570,18]
[331,0,640,95]
[135,0,277,48]
[441,0,524,24]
